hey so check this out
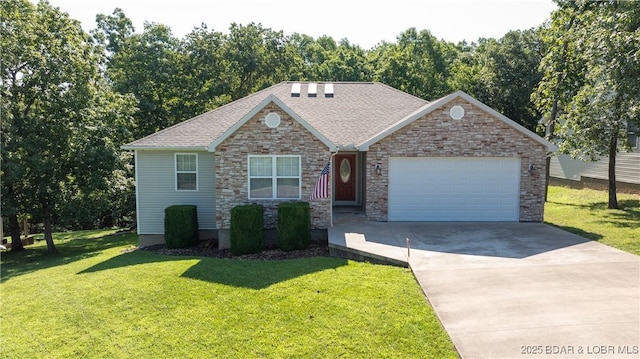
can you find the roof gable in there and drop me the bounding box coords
[208,94,337,152]
[358,91,557,152]
[121,85,277,150]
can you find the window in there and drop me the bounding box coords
[175,153,197,191]
[628,124,639,149]
[248,155,300,199]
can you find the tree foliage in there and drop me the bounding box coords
[17,1,633,241]
[91,7,134,56]
[1,0,136,252]
[451,29,544,131]
[534,0,640,208]
[369,28,454,100]
[291,35,372,81]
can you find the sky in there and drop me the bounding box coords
[45,0,558,49]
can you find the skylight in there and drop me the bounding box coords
[308,83,317,97]
[291,83,301,97]
[324,83,334,98]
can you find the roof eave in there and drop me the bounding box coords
[121,145,210,151]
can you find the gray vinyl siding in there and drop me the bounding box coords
[550,152,640,185]
[135,150,216,234]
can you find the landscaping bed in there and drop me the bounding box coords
[140,239,329,260]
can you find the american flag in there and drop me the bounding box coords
[310,160,331,200]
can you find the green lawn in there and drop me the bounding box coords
[545,185,640,255]
[0,230,457,359]
[4,185,635,358]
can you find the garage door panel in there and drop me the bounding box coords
[388,157,520,221]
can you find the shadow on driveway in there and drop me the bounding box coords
[333,222,597,260]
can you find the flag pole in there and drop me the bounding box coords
[330,149,339,227]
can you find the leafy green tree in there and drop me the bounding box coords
[315,38,372,81]
[558,0,639,209]
[288,34,371,81]
[287,33,324,80]
[1,0,39,251]
[532,4,582,199]
[1,0,135,252]
[447,40,490,102]
[535,0,640,208]
[224,22,293,99]
[370,28,454,100]
[106,22,183,138]
[449,30,544,131]
[482,30,544,131]
[91,7,135,57]
[55,85,137,230]
[102,20,302,138]
[178,25,233,113]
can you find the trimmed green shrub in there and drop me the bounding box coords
[278,202,311,251]
[230,204,264,255]
[164,205,199,249]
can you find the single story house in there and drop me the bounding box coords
[122,82,556,248]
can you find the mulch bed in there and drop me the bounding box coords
[139,239,329,260]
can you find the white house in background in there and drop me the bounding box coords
[549,125,640,190]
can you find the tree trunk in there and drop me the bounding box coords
[544,14,575,201]
[42,206,58,254]
[545,156,551,201]
[608,135,618,209]
[544,99,559,202]
[8,214,24,251]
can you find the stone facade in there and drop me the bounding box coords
[215,102,331,230]
[366,99,547,222]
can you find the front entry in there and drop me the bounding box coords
[334,154,356,202]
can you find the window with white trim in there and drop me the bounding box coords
[248,155,301,199]
[175,153,198,191]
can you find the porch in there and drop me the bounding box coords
[329,206,409,267]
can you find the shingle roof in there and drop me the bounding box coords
[122,81,430,150]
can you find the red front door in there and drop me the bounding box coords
[334,154,356,201]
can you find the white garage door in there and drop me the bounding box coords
[388,157,520,221]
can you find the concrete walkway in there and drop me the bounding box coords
[328,221,640,359]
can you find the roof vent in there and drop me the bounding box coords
[265,112,281,128]
[449,105,464,120]
[291,83,301,97]
[324,83,334,98]
[308,83,317,97]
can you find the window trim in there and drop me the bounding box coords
[248,155,301,200]
[175,153,198,191]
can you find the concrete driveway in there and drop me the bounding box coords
[328,222,640,359]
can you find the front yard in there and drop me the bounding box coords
[0,230,456,358]
[2,185,638,358]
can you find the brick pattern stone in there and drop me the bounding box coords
[215,103,331,229]
[366,99,547,222]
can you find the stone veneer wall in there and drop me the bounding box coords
[215,103,331,230]
[366,98,548,222]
